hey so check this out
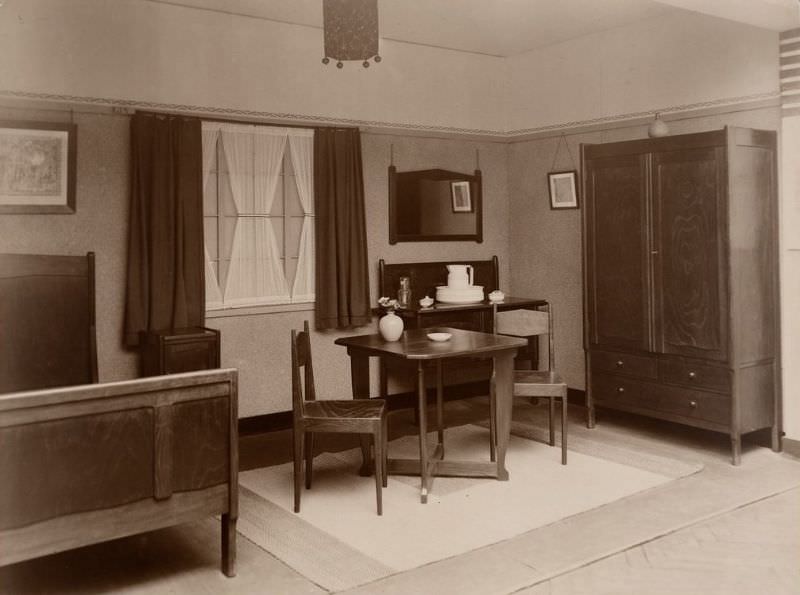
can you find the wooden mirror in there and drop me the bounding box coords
[388,166,483,244]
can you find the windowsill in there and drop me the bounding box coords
[206,301,314,319]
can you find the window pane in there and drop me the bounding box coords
[284,254,298,290]
[285,216,304,259]
[271,217,284,257]
[219,173,237,216]
[204,217,218,261]
[204,173,218,215]
[285,174,304,216]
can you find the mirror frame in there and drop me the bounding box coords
[388,166,483,244]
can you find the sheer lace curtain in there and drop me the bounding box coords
[287,130,315,303]
[201,122,223,308]
[221,123,290,306]
[201,122,315,309]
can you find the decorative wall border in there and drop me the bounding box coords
[0,88,780,139]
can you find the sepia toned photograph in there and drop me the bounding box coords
[1,1,799,594]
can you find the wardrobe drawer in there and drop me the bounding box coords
[591,373,644,408]
[655,385,731,426]
[658,359,731,393]
[591,350,657,379]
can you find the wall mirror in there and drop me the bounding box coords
[388,166,482,244]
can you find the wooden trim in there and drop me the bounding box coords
[783,438,800,459]
[154,405,174,500]
[780,28,800,40]
[0,487,228,567]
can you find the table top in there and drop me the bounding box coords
[334,327,527,360]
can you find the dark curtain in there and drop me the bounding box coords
[314,127,371,330]
[124,112,205,347]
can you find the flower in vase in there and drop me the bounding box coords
[377,296,399,313]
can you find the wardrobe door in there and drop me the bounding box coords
[584,153,652,352]
[652,147,728,361]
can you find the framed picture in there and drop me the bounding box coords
[0,121,77,214]
[451,180,472,212]
[548,170,579,210]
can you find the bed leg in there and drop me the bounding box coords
[222,513,237,577]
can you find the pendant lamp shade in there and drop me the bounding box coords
[322,0,381,68]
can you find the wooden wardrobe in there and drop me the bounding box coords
[581,127,780,464]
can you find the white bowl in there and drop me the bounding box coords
[427,332,452,342]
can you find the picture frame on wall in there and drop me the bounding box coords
[451,180,472,212]
[548,170,579,210]
[0,121,77,214]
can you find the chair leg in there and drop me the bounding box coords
[549,398,555,446]
[382,414,389,488]
[304,432,314,489]
[373,431,383,516]
[561,392,568,465]
[292,428,303,513]
[488,377,497,462]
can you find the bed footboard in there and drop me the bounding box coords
[0,369,238,576]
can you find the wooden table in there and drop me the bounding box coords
[335,327,527,503]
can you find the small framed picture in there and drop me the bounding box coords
[0,121,77,214]
[548,170,579,210]
[450,180,472,212]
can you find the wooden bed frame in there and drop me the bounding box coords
[0,369,239,576]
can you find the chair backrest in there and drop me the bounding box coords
[493,303,556,371]
[290,320,316,417]
[0,252,98,393]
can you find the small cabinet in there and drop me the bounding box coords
[140,327,220,377]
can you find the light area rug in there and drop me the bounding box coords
[238,424,702,592]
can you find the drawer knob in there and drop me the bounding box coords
[689,400,697,408]
[617,387,625,393]
[616,360,624,368]
[688,371,697,380]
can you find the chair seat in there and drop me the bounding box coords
[512,370,567,398]
[303,399,385,420]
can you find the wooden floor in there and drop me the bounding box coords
[2,399,799,595]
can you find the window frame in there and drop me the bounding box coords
[203,122,315,315]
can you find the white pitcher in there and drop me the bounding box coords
[446,264,474,288]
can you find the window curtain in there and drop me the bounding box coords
[221,124,290,305]
[313,127,371,330]
[288,129,315,303]
[124,112,205,347]
[201,122,223,308]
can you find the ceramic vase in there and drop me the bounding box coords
[379,311,404,341]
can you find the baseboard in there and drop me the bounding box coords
[238,383,587,435]
[783,437,800,459]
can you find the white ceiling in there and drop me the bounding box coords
[151,0,800,57]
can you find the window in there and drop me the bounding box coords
[202,122,314,310]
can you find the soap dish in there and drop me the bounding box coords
[427,332,452,342]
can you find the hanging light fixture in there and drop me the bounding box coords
[321,0,381,69]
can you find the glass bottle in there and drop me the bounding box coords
[397,276,411,308]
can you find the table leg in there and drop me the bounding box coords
[493,352,513,481]
[417,361,429,503]
[349,353,373,477]
[436,360,444,456]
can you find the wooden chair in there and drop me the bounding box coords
[489,303,568,464]
[0,252,98,394]
[291,321,388,515]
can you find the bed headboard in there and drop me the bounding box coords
[0,252,98,393]
[378,256,499,301]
